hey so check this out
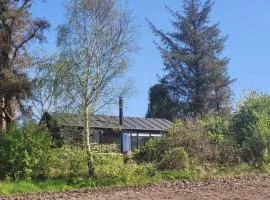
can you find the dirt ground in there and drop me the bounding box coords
[1,175,270,200]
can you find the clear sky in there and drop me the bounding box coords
[31,0,270,117]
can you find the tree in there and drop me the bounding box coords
[57,0,136,177]
[146,84,177,121]
[148,0,235,118]
[30,54,76,121]
[231,92,270,163]
[0,0,50,131]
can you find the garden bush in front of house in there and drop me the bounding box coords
[0,123,53,180]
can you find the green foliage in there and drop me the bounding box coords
[0,0,50,129]
[0,179,73,196]
[47,147,157,184]
[200,115,240,164]
[1,161,268,196]
[146,84,177,120]
[168,120,213,161]
[158,147,189,170]
[94,154,136,183]
[40,112,63,147]
[232,92,270,163]
[133,137,168,163]
[92,144,119,153]
[0,166,197,196]
[135,118,240,166]
[202,115,231,142]
[0,124,53,180]
[134,120,212,167]
[48,146,88,179]
[149,0,234,117]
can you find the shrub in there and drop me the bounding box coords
[231,92,270,163]
[202,115,231,143]
[168,120,213,161]
[92,144,119,153]
[0,123,53,180]
[135,118,240,166]
[158,147,189,170]
[133,137,168,163]
[201,116,240,164]
[212,137,240,164]
[48,146,157,183]
[48,146,88,178]
[94,154,139,183]
[134,120,213,165]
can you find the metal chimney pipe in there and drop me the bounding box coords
[119,96,123,126]
[119,97,123,153]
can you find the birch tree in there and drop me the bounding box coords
[57,0,136,177]
[30,55,76,120]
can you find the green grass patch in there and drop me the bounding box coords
[0,169,196,196]
[1,150,269,197]
[0,180,72,196]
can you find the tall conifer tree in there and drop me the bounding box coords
[0,0,49,131]
[149,0,235,117]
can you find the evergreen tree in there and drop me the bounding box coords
[146,84,177,121]
[148,0,235,118]
[0,0,49,131]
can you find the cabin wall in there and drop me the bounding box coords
[51,126,165,152]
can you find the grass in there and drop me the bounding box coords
[1,149,269,197]
[0,180,73,196]
[0,170,196,196]
[1,163,269,196]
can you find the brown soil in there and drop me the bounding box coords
[1,175,270,200]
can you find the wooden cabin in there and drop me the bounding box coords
[41,112,172,153]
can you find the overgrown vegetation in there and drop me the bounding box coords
[0,92,269,196]
[231,92,270,164]
[0,0,270,197]
[0,124,52,180]
[134,118,240,167]
[136,92,270,170]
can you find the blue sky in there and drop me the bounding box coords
[31,0,270,117]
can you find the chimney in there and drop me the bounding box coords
[119,97,124,153]
[119,96,123,126]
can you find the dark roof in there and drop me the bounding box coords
[47,113,172,133]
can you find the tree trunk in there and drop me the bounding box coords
[0,95,6,133]
[84,104,94,177]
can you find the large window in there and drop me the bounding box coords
[127,132,163,151]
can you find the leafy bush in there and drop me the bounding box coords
[94,154,135,183]
[135,119,240,166]
[47,148,153,184]
[48,146,88,178]
[202,115,231,143]
[92,144,119,153]
[48,146,159,183]
[0,123,53,180]
[212,138,240,164]
[231,92,270,163]
[134,120,213,166]
[133,137,168,163]
[201,116,240,164]
[168,120,213,161]
[158,147,189,170]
